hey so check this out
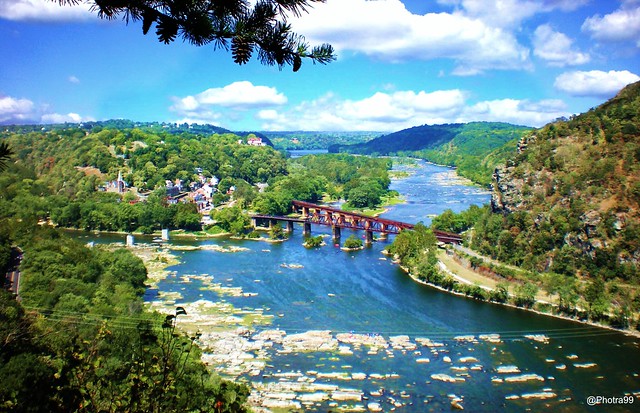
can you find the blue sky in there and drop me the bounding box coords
[1,0,639,131]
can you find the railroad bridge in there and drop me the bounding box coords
[251,200,462,245]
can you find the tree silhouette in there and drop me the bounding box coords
[0,142,13,171]
[55,0,335,71]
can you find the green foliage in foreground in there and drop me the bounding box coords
[0,225,250,412]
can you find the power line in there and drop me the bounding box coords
[23,305,627,342]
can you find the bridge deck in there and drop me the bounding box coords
[251,214,305,223]
[252,201,462,244]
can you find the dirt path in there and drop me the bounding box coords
[437,250,557,304]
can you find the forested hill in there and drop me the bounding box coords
[3,120,275,147]
[330,122,532,185]
[484,81,640,280]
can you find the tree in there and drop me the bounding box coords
[0,142,13,172]
[343,234,363,249]
[55,0,335,71]
[513,282,538,308]
[269,223,287,240]
[490,282,510,303]
[584,277,609,320]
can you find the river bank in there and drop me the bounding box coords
[398,246,640,339]
[105,158,640,412]
[117,238,639,413]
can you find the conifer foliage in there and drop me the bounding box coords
[55,0,335,71]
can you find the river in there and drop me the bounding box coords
[96,160,639,412]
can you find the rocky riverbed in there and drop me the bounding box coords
[124,241,637,412]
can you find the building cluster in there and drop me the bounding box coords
[100,165,269,225]
[188,174,220,212]
[237,136,266,146]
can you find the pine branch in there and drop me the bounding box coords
[54,0,335,71]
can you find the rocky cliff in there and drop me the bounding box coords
[489,82,640,272]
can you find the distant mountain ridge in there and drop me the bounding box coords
[330,121,532,185]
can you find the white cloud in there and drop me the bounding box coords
[172,81,286,111]
[0,94,93,124]
[0,95,35,123]
[533,24,590,66]
[170,81,288,125]
[0,0,93,21]
[438,0,589,28]
[582,2,640,45]
[554,70,640,97]
[291,0,531,73]
[41,112,86,123]
[257,109,279,121]
[460,98,569,126]
[256,89,564,131]
[68,75,80,84]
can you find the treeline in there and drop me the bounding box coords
[415,123,525,186]
[252,154,394,216]
[387,224,516,306]
[1,126,288,233]
[387,222,636,327]
[0,222,250,412]
[0,167,202,234]
[1,125,394,237]
[262,131,379,150]
[3,127,286,192]
[432,205,639,327]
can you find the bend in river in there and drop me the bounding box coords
[101,160,640,412]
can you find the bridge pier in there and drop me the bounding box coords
[286,221,294,233]
[332,226,341,242]
[365,230,374,245]
[303,222,311,236]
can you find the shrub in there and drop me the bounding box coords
[344,234,363,249]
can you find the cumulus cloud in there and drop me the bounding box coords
[170,81,287,124]
[0,0,93,21]
[554,70,640,97]
[0,94,93,125]
[68,75,80,84]
[460,98,568,126]
[582,1,640,45]
[0,95,35,123]
[533,24,590,66]
[437,0,589,28]
[41,112,86,123]
[291,0,530,73]
[255,89,565,131]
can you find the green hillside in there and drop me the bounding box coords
[331,122,532,185]
[486,81,640,277]
[429,81,640,326]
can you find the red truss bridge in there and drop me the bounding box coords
[251,200,462,245]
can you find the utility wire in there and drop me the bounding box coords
[23,305,630,342]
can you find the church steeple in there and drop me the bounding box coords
[116,171,125,193]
